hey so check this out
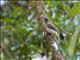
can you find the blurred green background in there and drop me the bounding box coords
[0,0,80,60]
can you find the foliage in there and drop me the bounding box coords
[0,1,80,60]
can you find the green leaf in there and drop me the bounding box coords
[6,25,13,30]
[68,2,80,19]
[12,6,21,17]
[68,24,80,57]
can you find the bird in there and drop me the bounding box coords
[41,16,65,40]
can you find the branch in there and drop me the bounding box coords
[33,0,64,60]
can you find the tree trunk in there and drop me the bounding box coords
[32,0,65,60]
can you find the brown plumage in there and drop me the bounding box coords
[42,16,65,40]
